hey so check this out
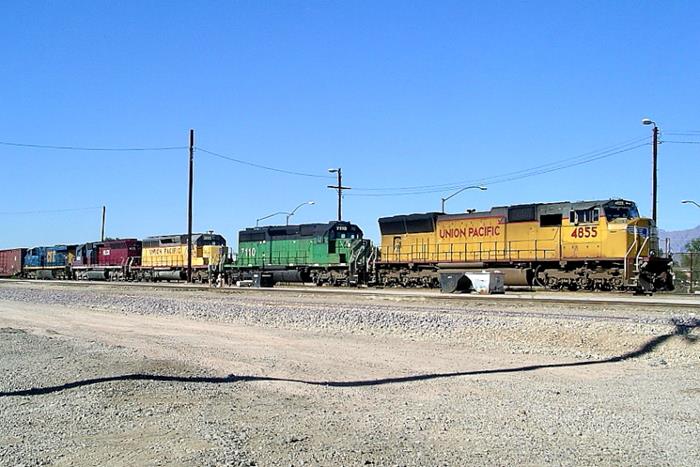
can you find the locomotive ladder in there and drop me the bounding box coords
[623,226,649,288]
[623,227,639,286]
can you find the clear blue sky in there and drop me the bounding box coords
[1,1,698,249]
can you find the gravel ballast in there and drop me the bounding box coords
[0,281,698,465]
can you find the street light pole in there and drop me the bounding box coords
[256,211,288,227]
[441,186,487,213]
[682,200,700,209]
[286,201,315,225]
[642,118,659,223]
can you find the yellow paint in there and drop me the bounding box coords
[142,244,226,268]
[380,213,655,274]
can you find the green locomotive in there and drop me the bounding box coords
[223,221,373,286]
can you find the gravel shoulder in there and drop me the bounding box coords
[0,282,698,466]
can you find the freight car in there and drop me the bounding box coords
[0,248,26,277]
[223,221,373,286]
[23,245,75,279]
[134,232,226,282]
[73,239,141,281]
[376,199,673,292]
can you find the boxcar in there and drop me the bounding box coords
[0,248,26,277]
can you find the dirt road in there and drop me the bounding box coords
[0,282,698,465]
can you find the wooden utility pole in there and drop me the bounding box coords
[187,129,194,283]
[100,206,106,241]
[327,168,351,221]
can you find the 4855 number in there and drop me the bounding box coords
[570,226,598,238]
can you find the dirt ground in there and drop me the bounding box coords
[0,282,698,466]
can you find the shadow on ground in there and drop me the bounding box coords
[1,318,697,398]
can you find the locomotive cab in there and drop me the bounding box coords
[599,200,670,291]
[328,222,363,263]
[602,200,640,222]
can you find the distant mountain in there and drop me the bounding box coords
[658,225,700,253]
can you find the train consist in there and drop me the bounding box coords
[0,233,227,283]
[0,198,675,293]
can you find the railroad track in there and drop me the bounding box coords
[2,278,699,310]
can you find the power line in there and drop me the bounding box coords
[351,136,649,192]
[0,140,186,151]
[460,139,648,189]
[0,206,102,215]
[196,147,334,179]
[662,140,700,144]
[347,143,648,197]
[348,140,648,196]
[485,143,648,186]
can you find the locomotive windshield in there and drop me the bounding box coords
[332,231,359,239]
[196,234,226,246]
[330,223,362,240]
[603,202,639,221]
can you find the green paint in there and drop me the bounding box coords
[227,222,362,270]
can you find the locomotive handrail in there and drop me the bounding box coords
[379,244,558,263]
[636,236,649,271]
[623,227,639,284]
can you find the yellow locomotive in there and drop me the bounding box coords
[377,199,673,292]
[137,232,227,282]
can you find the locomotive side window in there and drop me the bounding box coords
[570,208,600,225]
[393,236,402,253]
[540,214,562,227]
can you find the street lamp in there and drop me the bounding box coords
[286,201,315,225]
[441,186,487,213]
[682,200,700,209]
[255,211,287,227]
[642,118,659,223]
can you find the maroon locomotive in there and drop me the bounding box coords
[72,239,141,280]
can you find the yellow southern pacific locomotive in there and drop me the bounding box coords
[376,199,673,292]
